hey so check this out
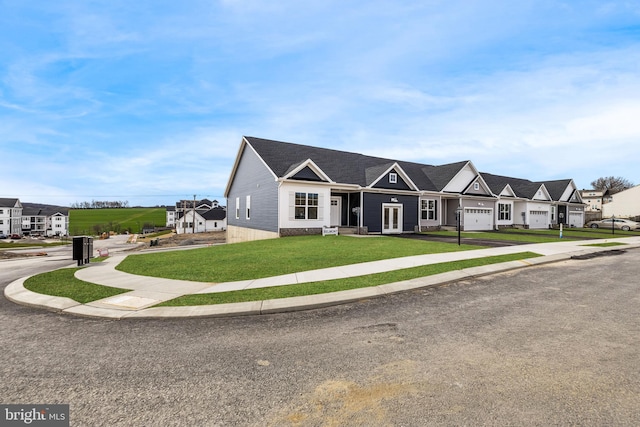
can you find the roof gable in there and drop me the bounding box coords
[462,175,493,196]
[368,163,418,191]
[284,159,332,182]
[441,161,478,193]
[499,184,517,197]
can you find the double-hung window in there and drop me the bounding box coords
[295,192,319,220]
[421,199,437,220]
[499,203,511,221]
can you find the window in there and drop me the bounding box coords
[421,199,437,220]
[499,203,511,221]
[235,197,240,219]
[246,195,251,220]
[551,206,555,221]
[389,173,397,184]
[473,182,480,191]
[295,192,319,220]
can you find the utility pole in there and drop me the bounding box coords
[193,194,196,234]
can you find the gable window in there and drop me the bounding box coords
[295,192,319,220]
[389,173,397,184]
[499,203,511,221]
[473,182,480,191]
[421,199,437,220]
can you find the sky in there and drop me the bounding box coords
[2,1,640,207]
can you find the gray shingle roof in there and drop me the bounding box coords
[245,137,444,191]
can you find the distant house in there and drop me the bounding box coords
[0,198,23,236]
[579,189,604,212]
[0,200,69,237]
[21,203,70,236]
[602,184,640,219]
[224,136,585,243]
[167,198,227,234]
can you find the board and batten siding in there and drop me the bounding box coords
[226,145,279,233]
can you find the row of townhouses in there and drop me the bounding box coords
[0,198,70,237]
[166,199,227,234]
[225,137,587,243]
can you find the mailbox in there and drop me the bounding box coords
[72,236,93,266]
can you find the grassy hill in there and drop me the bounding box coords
[69,208,167,236]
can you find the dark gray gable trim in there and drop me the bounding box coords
[291,165,326,182]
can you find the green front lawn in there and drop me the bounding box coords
[116,235,484,283]
[158,252,542,306]
[23,268,129,303]
[423,227,638,242]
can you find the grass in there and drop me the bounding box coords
[423,227,638,242]
[116,235,485,282]
[582,242,627,247]
[23,268,129,304]
[69,207,166,235]
[158,252,542,306]
[0,241,69,249]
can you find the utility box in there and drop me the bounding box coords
[72,236,93,266]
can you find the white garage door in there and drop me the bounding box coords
[568,211,583,228]
[464,208,493,231]
[529,210,549,229]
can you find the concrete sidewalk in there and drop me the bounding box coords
[5,236,640,319]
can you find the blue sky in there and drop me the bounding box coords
[2,1,639,207]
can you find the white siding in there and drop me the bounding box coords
[279,183,330,229]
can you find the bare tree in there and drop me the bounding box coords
[590,176,634,194]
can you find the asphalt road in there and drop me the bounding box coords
[1,248,639,426]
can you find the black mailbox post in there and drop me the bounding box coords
[72,236,93,266]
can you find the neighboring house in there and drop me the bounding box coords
[167,198,223,228]
[545,180,585,228]
[225,136,585,243]
[49,210,70,236]
[0,200,69,237]
[0,198,23,236]
[579,190,604,212]
[170,199,227,234]
[601,184,640,219]
[21,203,70,236]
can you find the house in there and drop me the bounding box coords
[545,179,585,228]
[601,184,640,219]
[579,190,604,212]
[225,136,584,243]
[0,198,23,236]
[469,175,584,229]
[21,203,70,236]
[169,199,227,234]
[0,200,69,237]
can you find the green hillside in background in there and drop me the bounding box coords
[69,208,166,236]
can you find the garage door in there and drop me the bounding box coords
[568,211,583,228]
[464,208,493,231]
[529,210,549,229]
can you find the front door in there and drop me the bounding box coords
[382,204,402,234]
[330,197,341,226]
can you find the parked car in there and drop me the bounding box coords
[9,234,22,239]
[585,218,640,231]
[0,234,7,239]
